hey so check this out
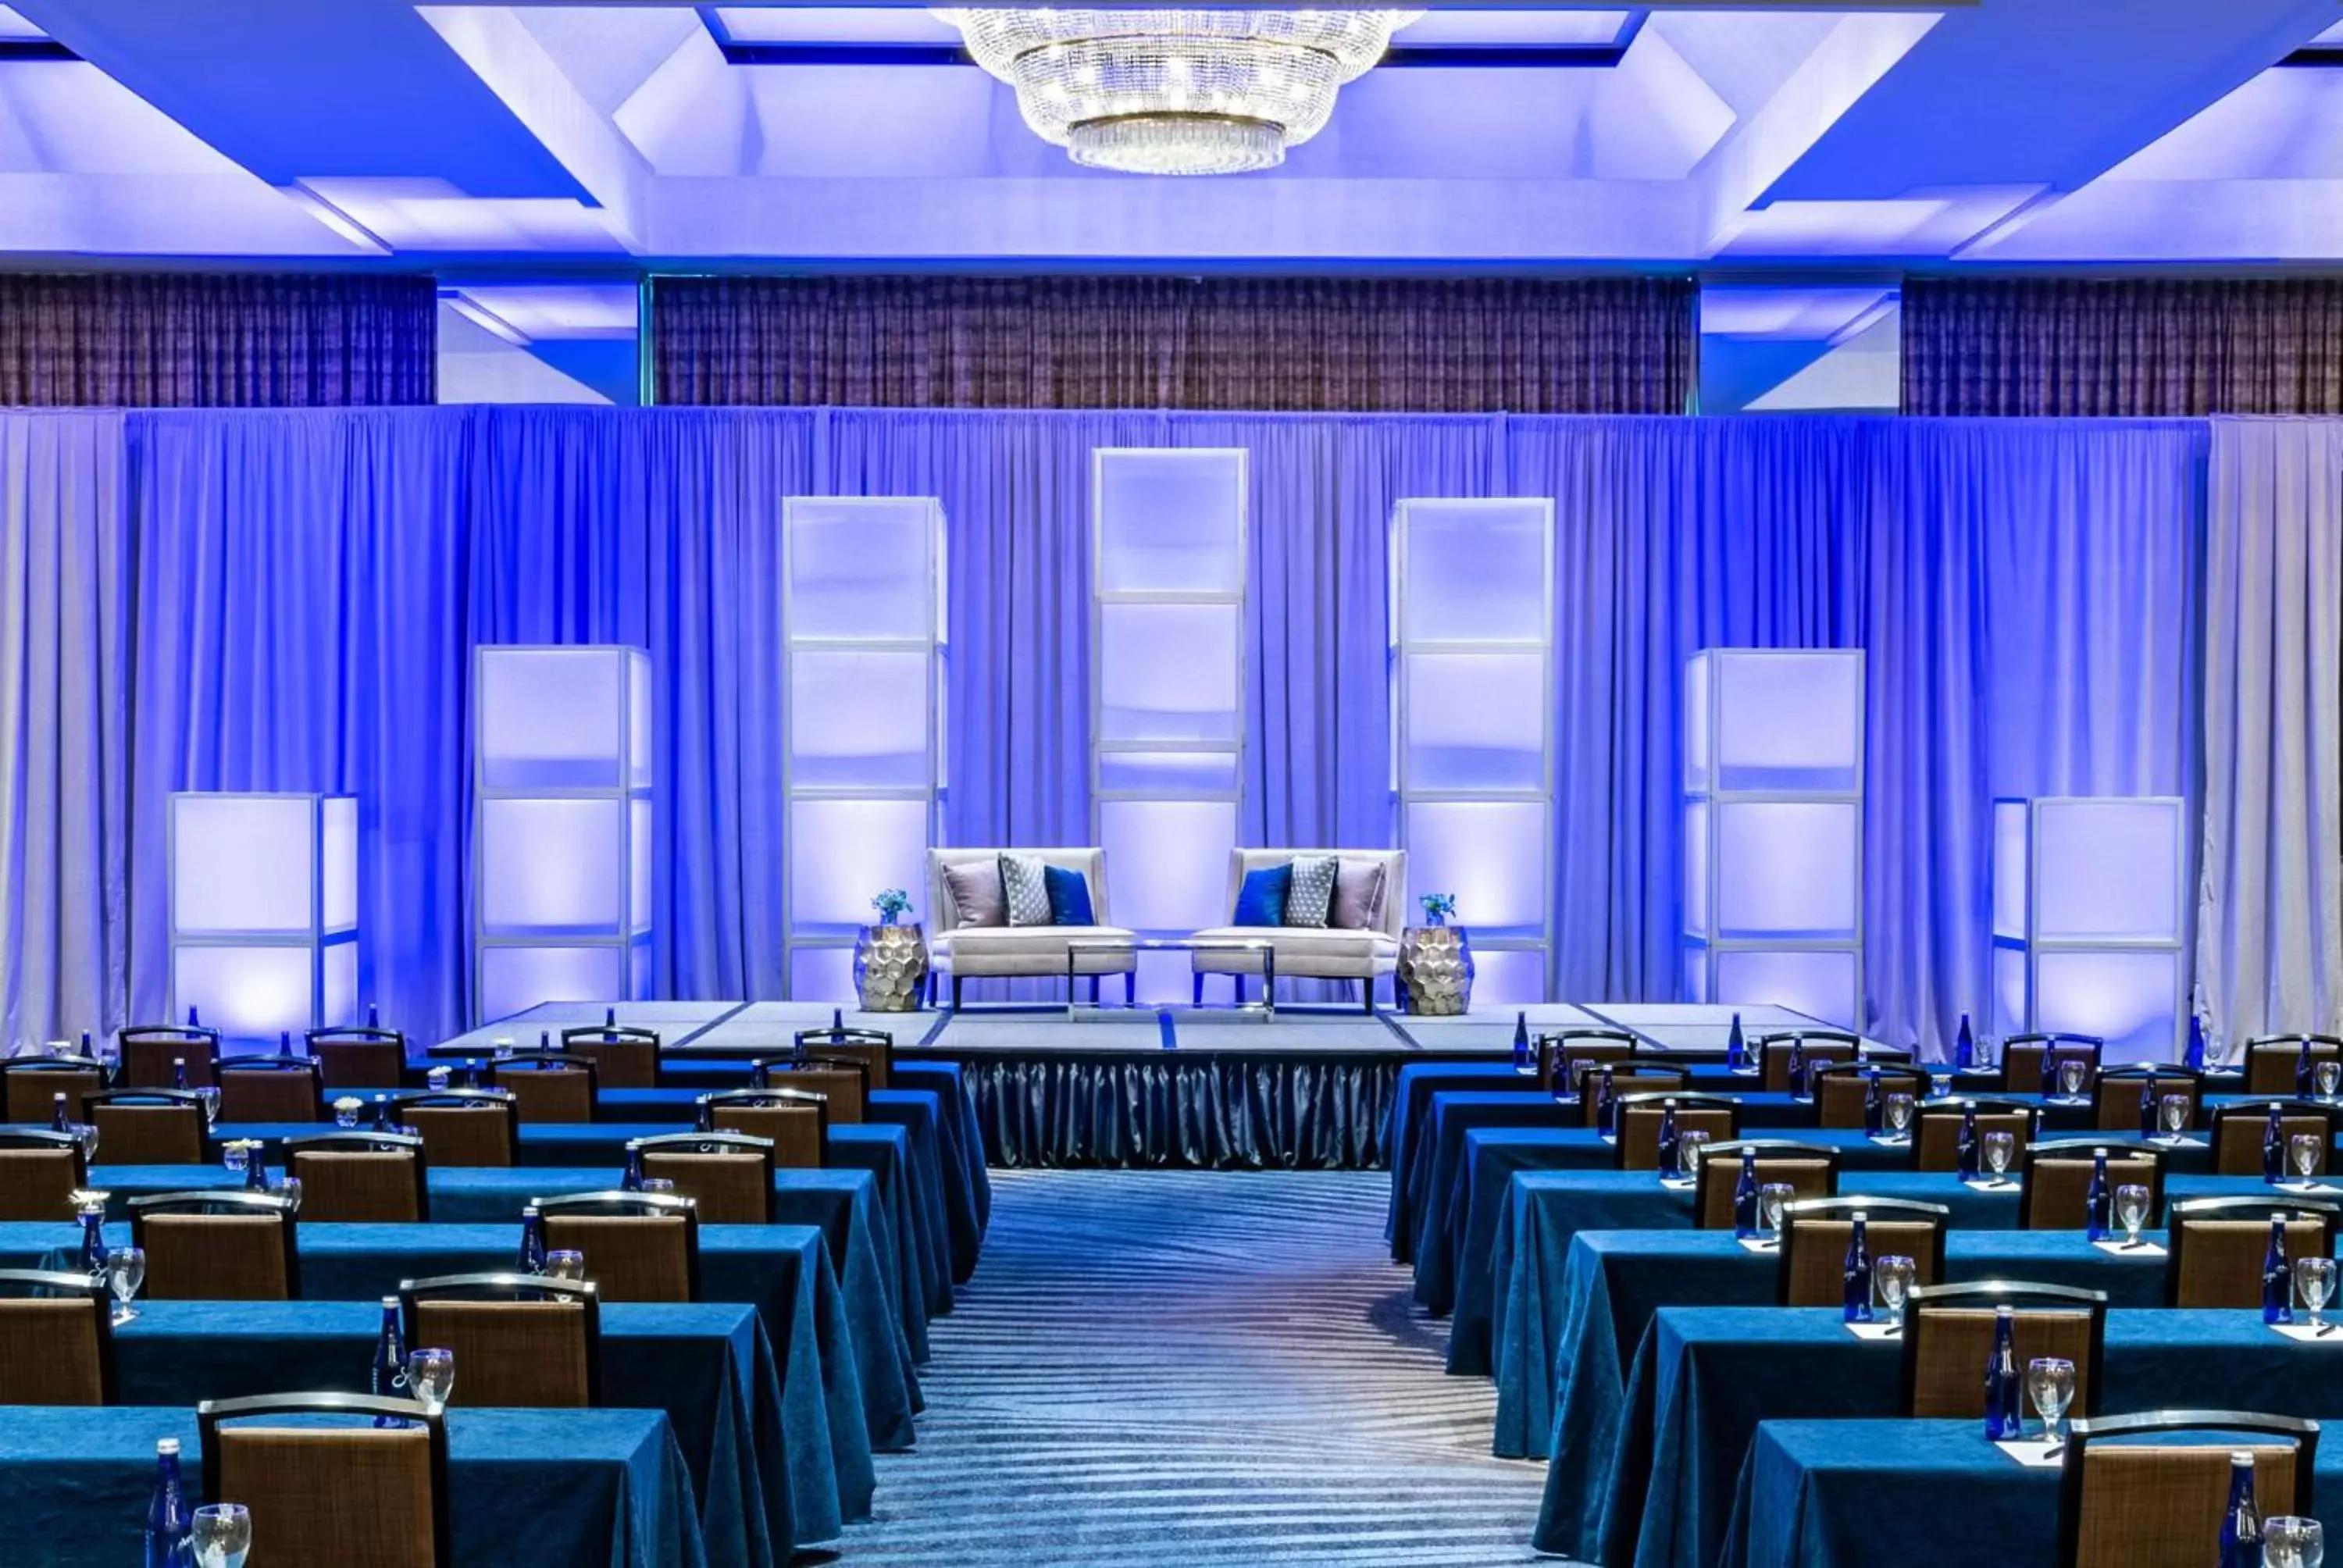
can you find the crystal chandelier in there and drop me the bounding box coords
[935,8,1418,176]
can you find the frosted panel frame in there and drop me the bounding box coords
[1685,652,1712,795]
[1714,651,1863,794]
[790,650,933,789]
[790,946,856,1003]
[173,948,315,1042]
[786,500,935,640]
[1992,800,2027,942]
[481,799,623,936]
[1098,604,1241,744]
[1994,944,2027,1039]
[1096,451,1244,597]
[324,939,358,1027]
[172,796,316,935]
[1715,949,1860,1032]
[1403,652,1546,793]
[1714,801,1860,940]
[1399,502,1546,643]
[1684,801,1712,939]
[479,648,626,791]
[1098,752,1240,796]
[789,799,933,935]
[2035,798,2183,942]
[1467,949,1548,1008]
[629,799,653,934]
[480,946,623,1022]
[1404,802,1546,937]
[1100,800,1238,932]
[2035,950,2181,1063]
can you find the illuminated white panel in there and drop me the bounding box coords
[2035,797,2182,942]
[1467,948,1548,1007]
[790,946,857,1003]
[1097,751,1240,796]
[1685,800,1711,938]
[322,796,358,933]
[1098,603,1241,744]
[786,499,935,641]
[789,798,933,937]
[480,798,623,935]
[172,796,316,934]
[479,647,626,791]
[790,648,932,789]
[2036,950,2181,1065]
[173,947,316,1042]
[480,946,623,1022]
[1403,651,1545,793]
[1993,943,2027,1039]
[1992,798,2027,943]
[629,797,653,934]
[1682,944,1710,1005]
[323,939,358,1028]
[1714,801,1860,940]
[1715,949,1859,1032]
[628,647,653,789]
[1095,451,1244,597]
[1685,652,1711,795]
[1404,801,1546,939]
[1398,501,1546,644]
[1101,800,1238,933]
[1713,651,1863,794]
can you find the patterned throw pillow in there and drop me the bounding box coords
[941,861,1007,927]
[1331,858,1387,931]
[1000,853,1055,927]
[1284,855,1339,927]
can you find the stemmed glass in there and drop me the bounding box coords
[105,1246,144,1325]
[273,1174,302,1213]
[1982,1131,2017,1185]
[2058,1060,2088,1100]
[190,1502,252,1568]
[545,1249,587,1283]
[2113,1184,2151,1249]
[2291,1134,2324,1187]
[2027,1356,2077,1450]
[219,1141,249,1176]
[2320,1062,2343,1103]
[2295,1256,2338,1334]
[70,1122,98,1165]
[1759,1183,1796,1245]
[639,1176,677,1196]
[2266,1516,2327,1568]
[1884,1094,1916,1141]
[1675,1130,1710,1182]
[407,1348,455,1413]
[2160,1094,2192,1141]
[1873,1255,1917,1333]
[194,1086,220,1127]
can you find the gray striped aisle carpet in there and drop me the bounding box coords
[844,1169,1557,1565]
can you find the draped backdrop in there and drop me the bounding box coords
[1,407,2333,1060]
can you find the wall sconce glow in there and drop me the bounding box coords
[935,8,1418,174]
[473,646,653,1022]
[169,793,358,1047]
[1682,650,1865,1030]
[1992,796,2184,1062]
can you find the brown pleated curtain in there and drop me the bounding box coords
[0,273,437,407]
[651,275,1696,413]
[1903,276,2343,415]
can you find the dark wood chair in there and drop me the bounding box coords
[696,1089,827,1168]
[0,1129,87,1221]
[199,1392,451,1568]
[1779,1196,1949,1306]
[2002,1032,2103,1097]
[1902,1280,2106,1419]
[0,1268,115,1404]
[2244,1035,2343,1098]
[1811,1063,1929,1131]
[752,1057,868,1124]
[128,1190,300,1300]
[116,1025,222,1089]
[1578,1064,1690,1128]
[2057,1409,2316,1568]
[1910,1096,2039,1172]
[2165,1195,2341,1309]
[533,1192,700,1303]
[84,1089,209,1164]
[1691,1139,1840,1229]
[398,1091,520,1168]
[1534,1028,1638,1095]
[285,1131,429,1222]
[2207,1100,2343,1178]
[1612,1092,1739,1172]
[1755,1032,1860,1095]
[559,1026,662,1091]
[791,1022,894,1091]
[305,1026,408,1090]
[399,1273,600,1407]
[487,1053,598,1124]
[1,1054,107,1123]
[633,1131,777,1224]
[2092,1065,2205,1135]
[2019,1139,2166,1231]
[216,1056,324,1124]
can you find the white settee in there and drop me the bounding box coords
[1189,848,1406,1012]
[926,847,1136,1009]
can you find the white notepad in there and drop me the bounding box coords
[1994,1440,2065,1470]
[2092,1239,2167,1257]
[1843,1321,1901,1342]
[1737,1237,1779,1253]
[2268,1323,2343,1343]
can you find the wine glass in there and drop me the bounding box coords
[2266,1516,2326,1568]
[190,1503,252,1568]
[2113,1184,2151,1248]
[406,1347,455,1413]
[1675,1130,1710,1181]
[105,1245,144,1325]
[2320,1062,2343,1103]
[333,1097,362,1129]
[2058,1059,2087,1099]
[2292,1133,2324,1186]
[1873,1254,1917,1331]
[1983,1131,2017,1184]
[72,1122,98,1164]
[2160,1094,2191,1140]
[219,1141,248,1175]
[2295,1256,2338,1332]
[1885,1093,1916,1139]
[273,1174,302,1213]
[545,1249,587,1283]
[1759,1182,1796,1243]
[425,1065,452,1092]
[2027,1356,2077,1448]
[195,1086,220,1126]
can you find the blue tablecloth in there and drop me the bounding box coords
[0,1217,880,1532]
[1386,1063,1532,1261]
[1720,1417,2343,1568]
[104,1298,797,1563]
[1572,1307,2343,1568]
[0,1405,707,1568]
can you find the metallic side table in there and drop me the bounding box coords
[854,922,930,1013]
[1396,925,1475,1015]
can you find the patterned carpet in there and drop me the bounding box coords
[842,1169,1556,1566]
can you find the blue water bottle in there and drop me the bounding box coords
[464,1057,483,1089]
[606,1006,619,1030]
[49,1092,70,1133]
[371,1295,408,1426]
[144,1437,191,1567]
[2265,1103,2287,1186]
[1733,1145,1760,1239]
[1654,1099,1680,1174]
[750,1058,771,1090]
[170,1057,188,1091]
[79,1030,94,1057]
[1511,1013,1532,1075]
[278,1029,292,1058]
[2186,1013,2209,1072]
[1862,1067,1884,1138]
[1955,1012,1975,1073]
[77,1204,109,1276]
[243,1139,268,1192]
[2220,1451,2263,1567]
[1983,1306,2021,1440]
[621,1142,646,1192]
[1786,1036,1808,1098]
[2138,1079,2159,1139]
[368,1002,381,1029]
[518,1205,547,1274]
[2263,1213,2294,1325]
[1726,1013,1746,1074]
[1842,1211,1872,1324]
[2298,1039,2318,1099]
[185,1005,200,1028]
[2084,1149,2112,1241]
[371,1093,394,1133]
[539,1029,551,1053]
[1956,1102,1981,1183]
[1594,1068,1619,1138]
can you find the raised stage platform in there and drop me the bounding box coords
[440,1001,1861,1171]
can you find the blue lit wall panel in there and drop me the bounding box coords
[169,791,360,1048]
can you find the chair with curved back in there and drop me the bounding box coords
[559,1025,662,1091]
[398,1273,600,1408]
[792,1020,893,1092]
[1910,1097,2039,1172]
[1691,1139,1841,1229]
[532,1191,700,1303]
[215,1055,324,1124]
[1,1054,107,1124]
[284,1131,429,1222]
[1756,1032,1861,1095]
[696,1089,827,1168]
[2019,1140,2166,1231]
[0,1268,115,1404]
[1534,1028,1638,1096]
[116,1025,223,1089]
[2092,1065,2205,1135]
[2207,1100,2343,1179]
[632,1131,777,1224]
[1902,1279,2106,1419]
[2165,1195,2341,1309]
[1577,1064,1690,1128]
[753,1057,868,1124]
[2056,1409,2316,1568]
[487,1053,598,1124]
[128,1190,300,1300]
[2243,1034,2343,1098]
[84,1089,209,1164]
[1779,1196,1949,1306]
[398,1090,520,1168]
[305,1026,408,1091]
[2002,1032,2104,1097]
[1612,1092,1739,1172]
[0,1129,86,1221]
[1811,1063,1930,1131]
[198,1392,451,1568]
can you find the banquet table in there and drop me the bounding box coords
[0,1217,881,1529]
[105,1298,801,1564]
[1718,1417,2343,1568]
[0,1405,708,1568]
[1559,1305,2343,1568]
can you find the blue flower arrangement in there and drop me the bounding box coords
[871,889,914,926]
[1420,893,1458,926]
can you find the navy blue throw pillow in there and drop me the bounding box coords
[1232,864,1292,927]
[1045,864,1097,926]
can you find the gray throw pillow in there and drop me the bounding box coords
[1284,854,1339,927]
[1000,853,1054,927]
[942,861,1007,927]
[1330,858,1388,931]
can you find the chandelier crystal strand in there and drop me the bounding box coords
[936,9,1418,175]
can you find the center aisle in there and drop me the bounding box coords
[847,1169,1554,1565]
